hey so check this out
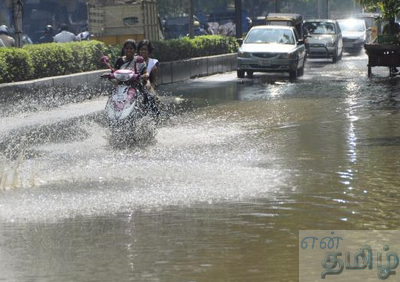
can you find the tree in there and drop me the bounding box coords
[156,0,188,17]
[355,0,400,20]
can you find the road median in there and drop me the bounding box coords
[0,53,237,103]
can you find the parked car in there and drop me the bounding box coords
[237,25,307,79]
[337,18,371,52]
[304,19,343,63]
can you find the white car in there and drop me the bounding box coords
[237,25,307,79]
[337,19,370,52]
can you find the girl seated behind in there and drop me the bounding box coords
[137,39,159,90]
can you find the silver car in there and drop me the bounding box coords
[304,19,343,63]
[237,25,307,79]
[337,18,370,52]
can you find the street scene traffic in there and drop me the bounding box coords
[1,0,400,281]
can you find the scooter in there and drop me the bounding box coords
[100,55,158,144]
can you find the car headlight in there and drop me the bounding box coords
[355,36,366,43]
[237,50,251,58]
[280,52,297,59]
[326,41,336,47]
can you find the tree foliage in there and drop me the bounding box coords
[353,0,399,20]
[156,0,188,17]
[156,0,365,19]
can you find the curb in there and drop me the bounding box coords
[0,53,237,102]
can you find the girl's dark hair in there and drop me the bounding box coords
[137,39,154,54]
[121,39,137,56]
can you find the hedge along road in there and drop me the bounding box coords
[1,51,400,282]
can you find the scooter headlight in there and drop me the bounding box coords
[326,41,336,47]
[355,35,366,43]
[113,70,135,82]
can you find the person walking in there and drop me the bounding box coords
[54,24,77,43]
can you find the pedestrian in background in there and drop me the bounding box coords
[54,23,77,43]
[76,27,90,41]
[38,25,54,44]
[0,25,15,47]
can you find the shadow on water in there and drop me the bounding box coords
[159,80,239,108]
[306,59,334,68]
[365,75,400,109]
[360,136,400,147]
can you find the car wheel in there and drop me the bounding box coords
[298,59,305,76]
[338,49,343,61]
[247,71,254,78]
[289,69,298,79]
[332,48,339,63]
[332,53,338,63]
[237,70,245,78]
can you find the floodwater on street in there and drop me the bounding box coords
[1,51,400,282]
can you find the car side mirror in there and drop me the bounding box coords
[237,38,243,45]
[298,39,305,45]
[367,27,372,31]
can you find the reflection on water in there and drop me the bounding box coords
[1,53,400,281]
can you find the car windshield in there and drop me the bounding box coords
[337,20,365,32]
[304,22,336,34]
[245,28,295,44]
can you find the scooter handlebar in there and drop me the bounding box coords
[100,73,115,79]
[131,73,140,81]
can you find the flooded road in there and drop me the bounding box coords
[1,52,400,281]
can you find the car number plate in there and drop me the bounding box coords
[259,60,271,66]
[343,42,353,48]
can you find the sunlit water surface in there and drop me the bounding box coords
[1,52,400,281]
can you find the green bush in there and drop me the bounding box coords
[0,48,33,83]
[0,41,105,83]
[0,36,237,84]
[105,35,239,64]
[152,35,239,62]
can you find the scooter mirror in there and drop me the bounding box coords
[100,55,109,63]
[136,55,144,63]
